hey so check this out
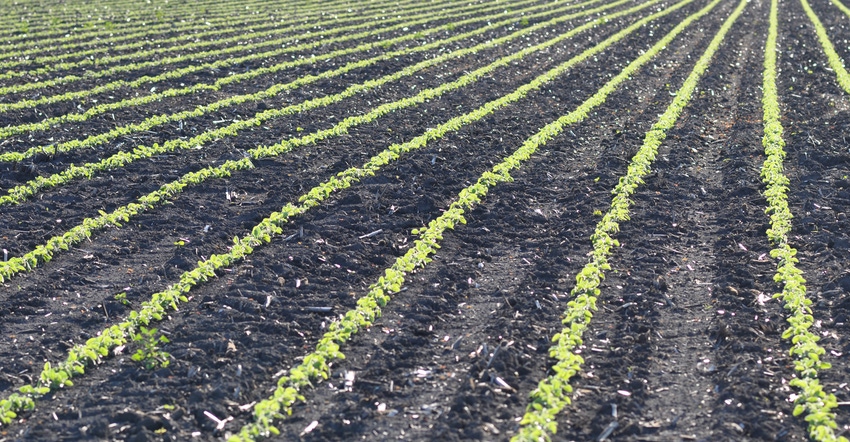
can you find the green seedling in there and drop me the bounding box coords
[114,292,129,305]
[131,327,171,370]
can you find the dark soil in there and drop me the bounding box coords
[1,0,849,441]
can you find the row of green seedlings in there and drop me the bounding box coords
[8,19,92,39]
[0,0,467,88]
[0,0,659,283]
[0,0,550,118]
[0,0,382,66]
[0,0,337,57]
[0,323,171,423]
[0,0,611,159]
[0,0,437,97]
[0,0,652,208]
[0,0,428,62]
[230,0,730,438]
[512,0,747,439]
[762,0,846,439]
[0,0,510,100]
[0,0,463,78]
[0,2,196,39]
[0,0,314,44]
[799,0,850,93]
[0,9,257,53]
[828,0,850,19]
[0,0,696,424]
[0,0,244,27]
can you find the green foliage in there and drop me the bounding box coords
[114,292,129,305]
[0,4,681,430]
[0,0,652,286]
[0,0,565,427]
[515,0,747,438]
[0,0,363,53]
[0,0,601,154]
[231,1,734,440]
[131,327,171,370]
[0,0,631,215]
[0,393,35,424]
[0,159,252,282]
[761,1,846,440]
[799,0,850,93]
[0,0,541,106]
[0,3,326,68]
[0,0,765,434]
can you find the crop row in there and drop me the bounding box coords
[0,0,411,68]
[0,0,349,52]
[0,0,465,82]
[0,0,510,108]
[512,0,850,439]
[235,0,742,439]
[0,0,646,208]
[0,0,323,45]
[0,0,322,51]
[0,0,694,428]
[2,0,848,439]
[514,0,745,437]
[0,0,552,119]
[799,0,850,93]
[0,0,651,301]
[761,0,845,440]
[0,0,474,97]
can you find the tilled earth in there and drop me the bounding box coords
[0,0,849,440]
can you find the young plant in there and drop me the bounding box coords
[114,292,129,306]
[131,327,171,370]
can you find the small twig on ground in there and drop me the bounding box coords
[359,229,383,239]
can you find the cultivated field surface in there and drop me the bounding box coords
[0,0,849,440]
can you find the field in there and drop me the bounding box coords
[0,0,848,440]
